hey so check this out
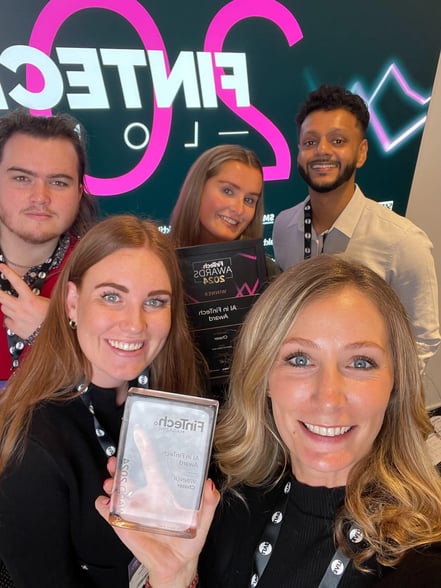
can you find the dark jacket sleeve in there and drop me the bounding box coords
[0,439,88,588]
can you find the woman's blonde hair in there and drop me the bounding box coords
[215,255,441,567]
[169,145,264,247]
[0,215,202,474]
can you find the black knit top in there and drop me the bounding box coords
[0,385,132,588]
[199,476,441,587]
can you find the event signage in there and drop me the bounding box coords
[1,0,439,228]
[177,239,267,388]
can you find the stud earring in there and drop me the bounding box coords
[68,319,77,330]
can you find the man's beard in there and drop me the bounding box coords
[0,209,62,246]
[297,159,357,193]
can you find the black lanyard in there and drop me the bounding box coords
[250,476,365,587]
[251,478,291,586]
[0,233,70,370]
[304,200,328,260]
[78,371,150,457]
[304,199,313,259]
[79,383,117,457]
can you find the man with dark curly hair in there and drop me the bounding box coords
[273,84,439,368]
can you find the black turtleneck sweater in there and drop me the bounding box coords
[199,476,441,587]
[0,385,132,588]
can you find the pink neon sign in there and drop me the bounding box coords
[28,0,303,195]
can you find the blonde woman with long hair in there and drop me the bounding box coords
[97,256,441,588]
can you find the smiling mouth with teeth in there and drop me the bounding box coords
[219,214,239,226]
[310,162,338,170]
[303,423,352,437]
[108,340,144,351]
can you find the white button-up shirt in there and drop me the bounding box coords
[273,186,440,366]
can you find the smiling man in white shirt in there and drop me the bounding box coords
[273,84,440,368]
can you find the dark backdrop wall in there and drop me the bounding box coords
[0,0,440,253]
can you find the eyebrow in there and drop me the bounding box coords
[301,127,349,136]
[345,341,388,352]
[281,336,318,348]
[7,166,75,181]
[281,337,387,352]
[95,282,172,297]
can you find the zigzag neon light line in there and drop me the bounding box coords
[351,63,431,153]
[235,280,260,296]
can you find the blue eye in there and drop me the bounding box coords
[102,292,120,303]
[352,357,376,369]
[146,298,162,307]
[287,352,310,367]
[145,297,170,309]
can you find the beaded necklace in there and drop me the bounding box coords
[0,233,70,370]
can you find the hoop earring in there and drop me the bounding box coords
[68,319,77,330]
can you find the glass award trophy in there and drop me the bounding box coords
[110,387,218,538]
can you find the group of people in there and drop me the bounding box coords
[0,86,438,385]
[0,84,440,587]
[0,121,277,387]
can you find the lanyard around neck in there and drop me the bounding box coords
[77,370,150,458]
[304,200,329,260]
[79,383,117,457]
[250,476,365,587]
[304,199,313,259]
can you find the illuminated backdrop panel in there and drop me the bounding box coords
[0,0,440,251]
